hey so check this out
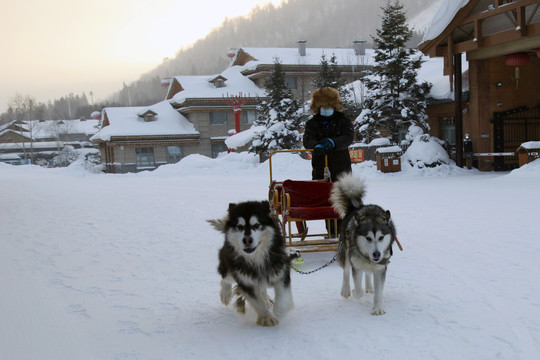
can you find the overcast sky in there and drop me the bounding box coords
[1,0,282,114]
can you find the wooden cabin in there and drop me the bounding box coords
[419,0,540,170]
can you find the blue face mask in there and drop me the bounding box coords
[320,107,334,117]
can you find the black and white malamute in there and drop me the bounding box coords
[208,200,294,326]
[330,174,397,315]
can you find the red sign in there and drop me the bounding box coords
[349,149,365,163]
[306,149,365,163]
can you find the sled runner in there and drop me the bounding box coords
[268,150,340,252]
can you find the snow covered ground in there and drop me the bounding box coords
[1,153,539,360]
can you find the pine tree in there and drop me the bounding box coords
[249,58,303,153]
[355,0,431,144]
[312,54,358,118]
[312,54,344,89]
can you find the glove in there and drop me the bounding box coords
[313,144,326,157]
[320,138,335,151]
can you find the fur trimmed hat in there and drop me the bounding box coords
[310,87,343,114]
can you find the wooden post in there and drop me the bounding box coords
[454,53,463,168]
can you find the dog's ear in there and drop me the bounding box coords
[384,210,391,221]
[261,200,271,214]
[228,203,237,213]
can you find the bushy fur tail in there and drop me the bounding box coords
[330,173,366,218]
[207,216,228,233]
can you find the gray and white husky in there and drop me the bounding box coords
[208,200,294,326]
[330,174,397,315]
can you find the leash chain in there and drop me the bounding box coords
[291,240,343,275]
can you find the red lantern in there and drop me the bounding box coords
[505,52,530,89]
[505,52,530,66]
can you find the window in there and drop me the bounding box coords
[209,111,228,125]
[285,76,297,90]
[242,110,257,125]
[441,117,456,146]
[135,147,155,168]
[167,145,182,163]
[211,143,228,158]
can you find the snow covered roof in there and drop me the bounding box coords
[376,146,403,154]
[91,100,199,142]
[225,125,266,149]
[417,55,469,100]
[168,66,265,106]
[518,141,540,150]
[421,0,470,44]
[24,119,100,140]
[232,47,376,70]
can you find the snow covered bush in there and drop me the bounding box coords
[50,147,101,170]
[403,134,449,168]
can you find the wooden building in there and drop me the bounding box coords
[91,101,200,173]
[419,0,540,170]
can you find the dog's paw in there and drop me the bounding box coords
[352,288,364,299]
[220,282,233,306]
[234,296,246,314]
[256,315,279,327]
[365,287,374,294]
[371,307,386,315]
[273,294,294,318]
[341,285,351,298]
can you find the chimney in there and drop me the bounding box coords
[298,40,307,56]
[353,40,366,56]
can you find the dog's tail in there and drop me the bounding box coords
[207,216,228,233]
[330,173,366,218]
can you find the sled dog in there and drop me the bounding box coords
[208,200,294,326]
[330,173,397,315]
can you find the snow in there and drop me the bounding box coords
[417,55,469,99]
[421,0,470,44]
[91,100,198,141]
[2,153,540,360]
[376,145,402,154]
[403,134,450,167]
[407,0,443,34]
[519,141,540,150]
[225,125,266,149]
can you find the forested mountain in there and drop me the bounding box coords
[111,0,437,107]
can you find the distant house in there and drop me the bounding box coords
[91,100,200,173]
[94,43,377,171]
[419,0,540,170]
[0,118,99,164]
[165,65,265,158]
[231,41,375,105]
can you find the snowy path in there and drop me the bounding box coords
[1,157,539,360]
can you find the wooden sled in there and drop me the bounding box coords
[268,150,339,252]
